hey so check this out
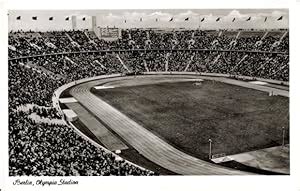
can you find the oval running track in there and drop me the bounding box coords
[69,76,253,175]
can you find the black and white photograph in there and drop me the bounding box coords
[1,0,300,190]
[7,8,290,176]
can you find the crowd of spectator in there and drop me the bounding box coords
[9,111,153,176]
[8,28,289,176]
[8,51,154,176]
[9,29,289,58]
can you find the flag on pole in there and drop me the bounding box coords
[184,17,189,21]
[16,16,21,20]
[65,17,69,21]
[246,16,251,21]
[216,17,220,22]
[277,16,283,21]
[32,16,37,20]
[264,17,268,22]
[201,17,205,22]
[49,17,53,21]
[232,18,236,22]
[169,17,173,22]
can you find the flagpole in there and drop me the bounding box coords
[199,21,201,31]
[208,139,212,159]
[198,15,200,30]
[282,127,285,147]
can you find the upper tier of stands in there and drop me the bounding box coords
[8,29,289,58]
[8,29,289,82]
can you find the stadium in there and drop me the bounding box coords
[8,9,289,176]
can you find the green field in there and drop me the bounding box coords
[92,80,289,160]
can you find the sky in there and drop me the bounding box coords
[8,9,289,31]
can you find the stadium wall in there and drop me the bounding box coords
[144,71,289,86]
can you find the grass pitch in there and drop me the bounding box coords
[92,80,289,160]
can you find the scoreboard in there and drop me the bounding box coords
[99,27,120,39]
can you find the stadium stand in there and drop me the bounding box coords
[8,28,289,176]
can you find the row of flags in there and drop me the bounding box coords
[16,15,284,22]
[16,16,75,21]
[132,16,283,22]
